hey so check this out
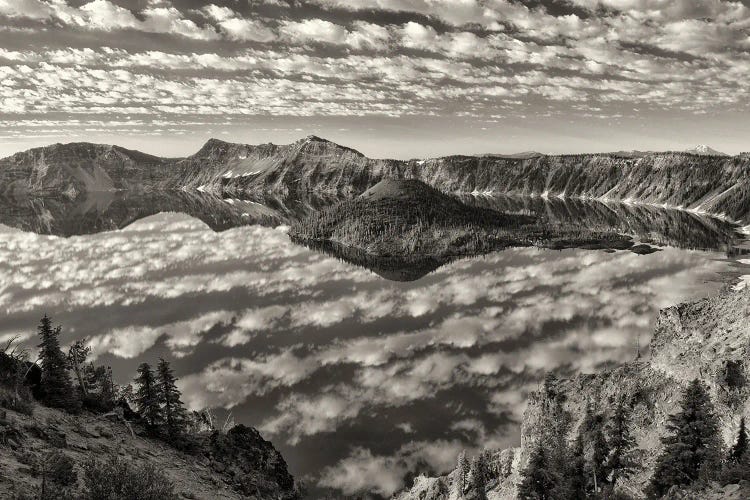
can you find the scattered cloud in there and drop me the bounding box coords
[1,0,749,139]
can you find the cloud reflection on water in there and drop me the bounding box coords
[0,213,735,497]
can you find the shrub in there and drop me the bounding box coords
[33,450,77,487]
[0,385,33,415]
[80,453,178,500]
[12,483,77,500]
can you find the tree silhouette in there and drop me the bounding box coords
[37,315,78,411]
[518,445,552,499]
[454,450,469,496]
[730,416,748,463]
[568,434,586,499]
[156,358,187,439]
[67,339,90,398]
[469,452,490,500]
[649,379,723,496]
[580,407,609,493]
[605,401,638,488]
[134,363,161,430]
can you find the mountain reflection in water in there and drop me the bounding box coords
[0,192,747,498]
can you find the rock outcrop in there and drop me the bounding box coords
[0,401,301,499]
[4,138,750,223]
[395,287,750,499]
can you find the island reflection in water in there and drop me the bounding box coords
[0,192,746,498]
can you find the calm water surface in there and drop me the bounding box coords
[0,196,747,498]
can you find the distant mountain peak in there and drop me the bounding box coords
[194,138,233,157]
[685,144,727,156]
[302,134,327,142]
[479,151,545,159]
[294,134,364,156]
[201,137,231,149]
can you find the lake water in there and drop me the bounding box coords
[0,193,747,498]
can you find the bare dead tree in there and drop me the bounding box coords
[67,339,91,398]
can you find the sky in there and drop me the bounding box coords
[1,0,750,158]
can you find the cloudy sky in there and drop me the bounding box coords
[1,0,750,158]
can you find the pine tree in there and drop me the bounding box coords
[156,358,187,439]
[580,408,609,493]
[649,379,723,497]
[134,363,161,430]
[37,315,78,411]
[568,434,586,500]
[469,453,490,500]
[99,366,116,409]
[730,416,748,462]
[454,450,469,496]
[518,445,552,500]
[605,401,638,487]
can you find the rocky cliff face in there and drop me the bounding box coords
[0,143,173,197]
[403,153,750,222]
[395,287,750,499]
[5,138,750,224]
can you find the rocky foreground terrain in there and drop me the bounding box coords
[396,286,750,499]
[0,401,300,499]
[3,136,750,223]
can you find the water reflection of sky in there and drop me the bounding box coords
[0,213,738,497]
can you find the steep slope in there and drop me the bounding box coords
[395,287,750,499]
[0,136,400,197]
[0,401,300,499]
[403,153,750,222]
[217,135,401,195]
[0,143,172,197]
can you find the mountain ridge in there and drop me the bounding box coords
[3,137,750,224]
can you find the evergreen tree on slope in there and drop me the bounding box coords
[37,315,78,411]
[730,416,748,463]
[156,358,187,439]
[649,379,722,497]
[134,362,161,430]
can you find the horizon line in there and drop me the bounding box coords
[1,135,746,161]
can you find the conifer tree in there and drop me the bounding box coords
[649,379,723,497]
[469,453,490,500]
[37,315,78,411]
[67,339,90,398]
[134,363,161,430]
[454,450,469,496]
[581,407,609,493]
[730,416,748,463]
[605,401,638,487]
[156,358,187,439]
[518,445,552,500]
[100,366,115,407]
[568,434,587,500]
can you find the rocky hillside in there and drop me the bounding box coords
[4,137,750,223]
[0,401,300,499]
[395,286,750,499]
[0,136,399,198]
